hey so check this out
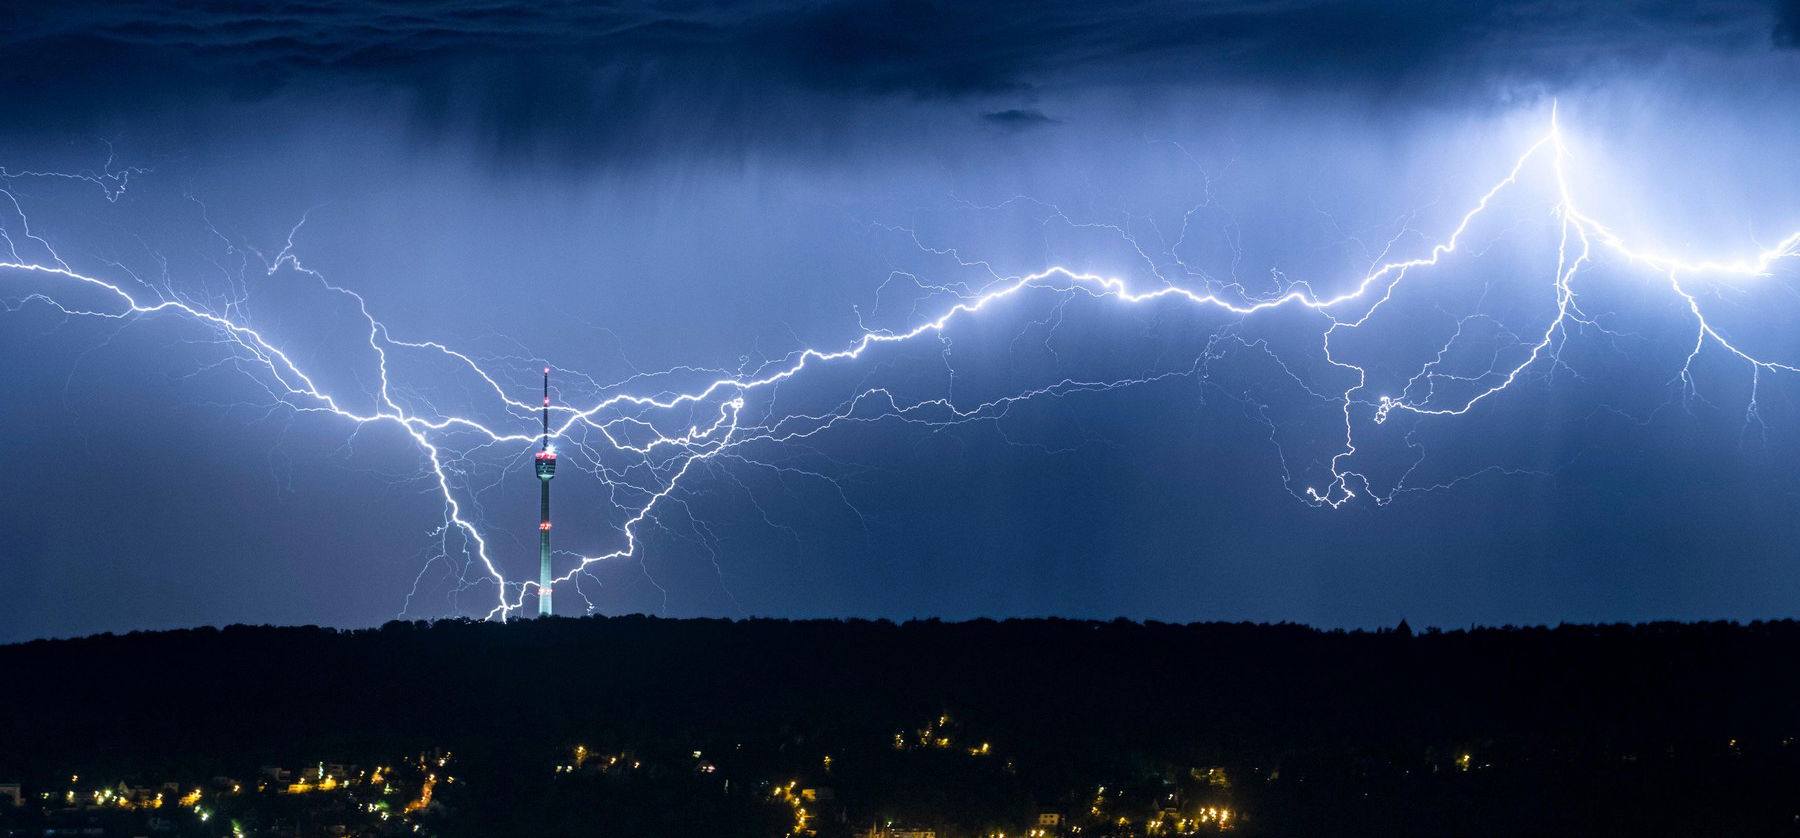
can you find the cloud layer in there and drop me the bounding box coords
[5,0,1792,148]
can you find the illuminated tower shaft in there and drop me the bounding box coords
[534,368,557,617]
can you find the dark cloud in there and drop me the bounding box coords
[981,108,1057,129]
[1777,0,1800,45]
[0,1,1791,154]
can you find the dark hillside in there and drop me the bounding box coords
[2,618,1797,837]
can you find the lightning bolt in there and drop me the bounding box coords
[3,107,1797,620]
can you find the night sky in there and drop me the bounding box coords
[2,1,1799,642]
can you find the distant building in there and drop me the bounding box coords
[0,783,21,806]
[861,826,936,838]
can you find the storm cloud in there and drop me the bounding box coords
[3,0,1793,155]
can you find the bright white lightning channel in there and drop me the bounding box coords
[2,111,1798,620]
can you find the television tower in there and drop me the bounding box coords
[534,367,557,617]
